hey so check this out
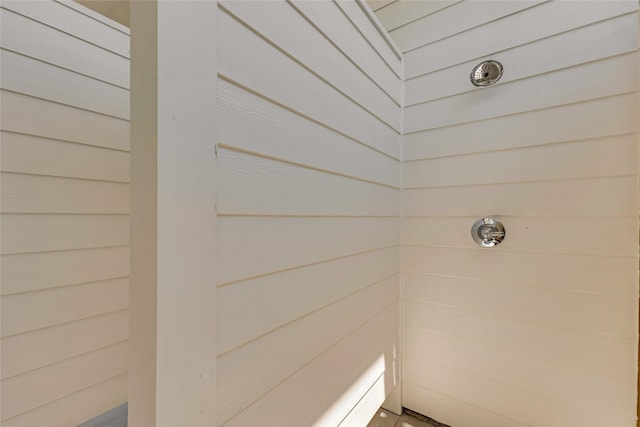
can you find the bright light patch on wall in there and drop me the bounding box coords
[311,355,387,426]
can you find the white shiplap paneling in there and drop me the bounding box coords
[217,1,402,425]
[403,0,639,79]
[402,353,634,427]
[1,310,128,379]
[218,8,399,159]
[404,52,639,133]
[1,246,129,296]
[1,214,129,255]
[403,176,638,218]
[1,374,128,427]
[374,0,640,425]
[217,147,399,217]
[403,216,637,257]
[402,382,530,427]
[1,342,128,421]
[1,278,129,338]
[217,79,400,187]
[1,90,129,150]
[218,216,398,285]
[292,0,402,104]
[404,12,640,106]
[390,0,543,53]
[375,1,459,32]
[220,0,400,130]
[0,131,129,182]
[0,2,130,425]
[222,305,400,427]
[334,0,402,75]
[217,246,399,355]
[217,276,398,423]
[0,6,129,87]
[366,0,397,12]
[1,0,129,57]
[404,273,635,337]
[403,92,639,161]
[1,173,129,214]
[1,49,129,119]
[403,245,637,298]
[403,134,638,189]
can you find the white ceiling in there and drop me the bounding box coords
[77,0,399,34]
[366,0,398,12]
[76,0,129,27]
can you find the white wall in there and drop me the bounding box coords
[216,1,402,425]
[5,2,636,426]
[0,2,130,425]
[376,1,640,426]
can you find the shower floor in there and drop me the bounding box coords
[367,408,448,427]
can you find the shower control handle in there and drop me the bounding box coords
[471,218,505,247]
[482,230,505,239]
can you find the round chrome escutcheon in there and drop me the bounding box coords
[471,218,505,247]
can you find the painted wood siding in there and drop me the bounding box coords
[0,2,130,425]
[378,1,640,426]
[217,1,402,425]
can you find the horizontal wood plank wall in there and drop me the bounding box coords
[0,2,130,425]
[217,1,401,425]
[375,1,640,426]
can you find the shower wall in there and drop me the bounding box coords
[216,1,402,425]
[378,1,640,426]
[0,2,130,425]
